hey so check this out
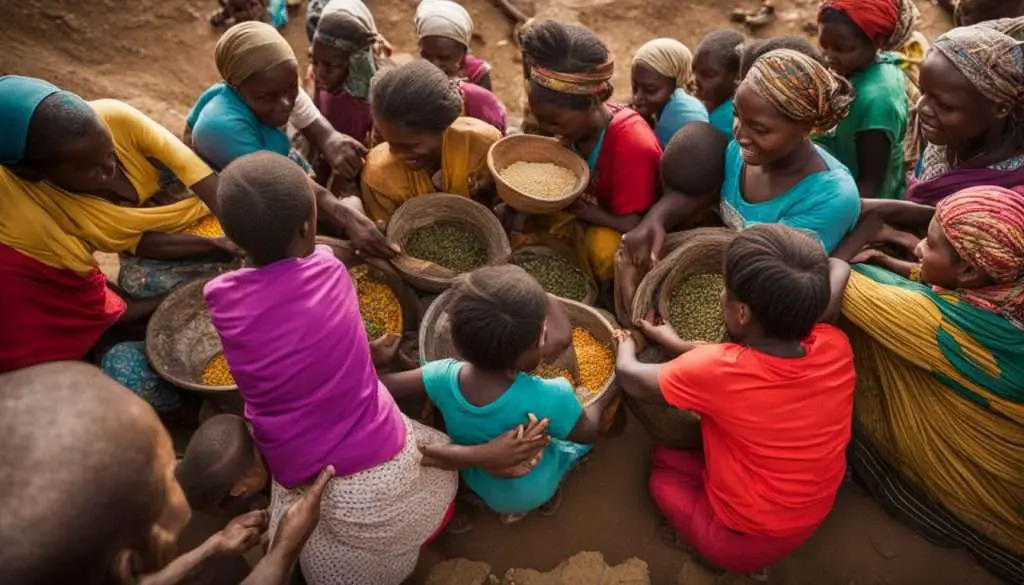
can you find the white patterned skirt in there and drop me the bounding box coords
[269,416,458,585]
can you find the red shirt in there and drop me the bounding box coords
[591,106,662,216]
[658,324,855,536]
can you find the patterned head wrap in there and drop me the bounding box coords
[530,61,615,97]
[414,0,473,48]
[933,18,1024,106]
[632,38,696,94]
[818,0,919,51]
[743,49,854,134]
[936,185,1024,327]
[0,75,61,165]
[215,21,296,87]
[313,0,379,99]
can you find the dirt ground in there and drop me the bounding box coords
[1,0,1004,583]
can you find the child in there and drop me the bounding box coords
[415,0,494,90]
[738,35,825,78]
[631,38,709,148]
[618,122,729,307]
[616,224,855,575]
[693,30,745,138]
[176,414,268,513]
[381,265,619,523]
[816,0,915,199]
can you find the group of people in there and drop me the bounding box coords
[1,0,1023,583]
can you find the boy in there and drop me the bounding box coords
[177,414,268,513]
[616,224,855,575]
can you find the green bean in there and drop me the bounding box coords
[405,223,487,273]
[668,273,725,342]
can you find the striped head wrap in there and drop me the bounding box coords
[215,21,296,87]
[818,0,920,51]
[743,48,853,134]
[530,60,615,97]
[632,38,696,94]
[933,18,1024,106]
[936,185,1024,328]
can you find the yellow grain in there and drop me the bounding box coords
[500,161,577,200]
[351,265,402,339]
[184,215,225,238]
[202,352,235,387]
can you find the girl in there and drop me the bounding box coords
[723,49,861,253]
[693,30,745,138]
[523,21,662,284]
[832,187,1024,583]
[360,60,502,223]
[206,153,549,584]
[631,38,708,148]
[816,0,917,199]
[415,0,493,90]
[382,265,619,523]
[908,18,1024,204]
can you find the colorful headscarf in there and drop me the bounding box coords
[743,49,854,134]
[414,0,473,48]
[936,185,1024,327]
[215,21,297,87]
[933,17,1024,106]
[0,75,63,165]
[632,38,696,94]
[530,61,615,97]
[314,0,378,99]
[818,0,920,51]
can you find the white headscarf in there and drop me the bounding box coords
[414,0,473,47]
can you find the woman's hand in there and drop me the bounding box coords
[347,214,400,259]
[635,314,682,347]
[620,220,666,268]
[271,466,334,558]
[369,333,401,368]
[321,133,368,181]
[480,415,550,478]
[211,510,268,556]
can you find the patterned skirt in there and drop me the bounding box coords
[269,417,458,585]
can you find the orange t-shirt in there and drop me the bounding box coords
[658,324,855,537]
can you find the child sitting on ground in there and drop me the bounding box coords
[177,414,268,514]
[693,30,745,138]
[616,224,855,576]
[381,265,620,524]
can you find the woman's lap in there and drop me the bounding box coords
[649,447,815,574]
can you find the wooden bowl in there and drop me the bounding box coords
[488,134,590,215]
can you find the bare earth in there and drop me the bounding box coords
[0,1,1003,583]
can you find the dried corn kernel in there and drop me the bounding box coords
[668,273,725,342]
[184,215,225,238]
[500,161,577,200]
[531,363,576,387]
[202,352,235,387]
[572,326,613,403]
[351,265,402,340]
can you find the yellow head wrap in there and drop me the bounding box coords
[632,38,696,93]
[215,21,296,87]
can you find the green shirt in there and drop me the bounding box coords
[816,58,908,199]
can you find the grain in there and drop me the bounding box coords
[202,352,235,387]
[517,254,589,301]
[184,215,225,238]
[531,363,576,386]
[351,265,402,340]
[531,326,613,405]
[500,161,577,200]
[404,223,487,273]
[668,273,725,342]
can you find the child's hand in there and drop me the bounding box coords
[482,414,550,479]
[613,328,637,352]
[635,314,684,349]
[567,200,599,224]
[212,509,268,556]
[369,333,402,368]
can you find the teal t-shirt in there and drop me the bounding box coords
[655,88,709,148]
[720,141,861,253]
[421,359,591,514]
[708,98,734,138]
[815,58,908,199]
[186,83,290,171]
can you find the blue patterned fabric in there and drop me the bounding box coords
[101,341,182,413]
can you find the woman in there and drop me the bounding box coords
[187,21,367,181]
[524,21,662,285]
[832,187,1024,584]
[909,18,1024,204]
[631,38,709,148]
[0,76,227,377]
[816,0,917,199]
[414,0,493,90]
[693,30,745,138]
[360,60,501,223]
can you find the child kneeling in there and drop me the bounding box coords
[616,224,855,575]
[383,265,619,523]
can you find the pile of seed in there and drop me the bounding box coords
[201,352,235,387]
[351,265,402,340]
[572,326,613,403]
[500,161,577,200]
[404,223,487,273]
[517,254,589,301]
[184,215,225,238]
[667,273,725,342]
[531,363,576,386]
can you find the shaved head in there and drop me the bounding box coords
[0,362,176,585]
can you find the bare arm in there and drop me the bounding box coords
[313,180,400,259]
[188,175,221,217]
[570,201,643,234]
[379,369,427,401]
[138,539,220,585]
[820,258,851,324]
[854,131,891,200]
[565,384,621,444]
[134,233,233,260]
[614,335,667,406]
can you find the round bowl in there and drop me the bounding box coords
[488,134,590,215]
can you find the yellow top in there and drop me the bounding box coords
[0,99,213,275]
[360,116,501,223]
